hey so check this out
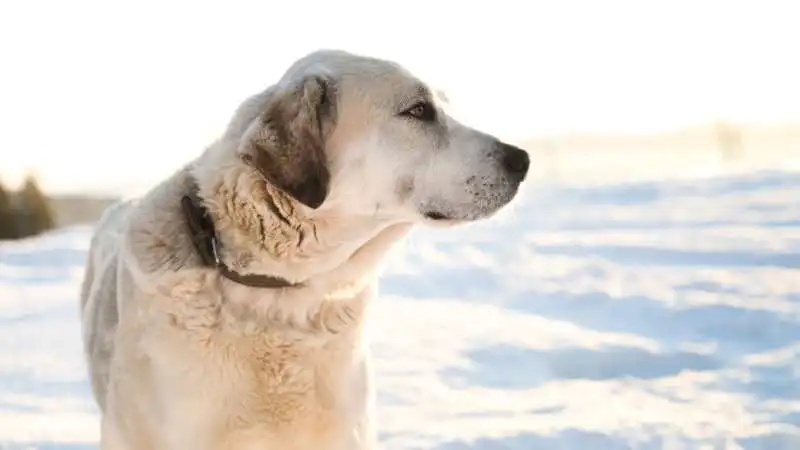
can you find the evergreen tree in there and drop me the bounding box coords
[17,175,55,237]
[0,179,16,239]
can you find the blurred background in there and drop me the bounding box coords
[1,1,799,449]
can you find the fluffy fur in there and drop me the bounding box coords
[80,49,530,450]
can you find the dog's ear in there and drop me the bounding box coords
[244,75,337,209]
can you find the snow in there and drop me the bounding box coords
[1,162,799,449]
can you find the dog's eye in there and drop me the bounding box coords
[401,101,436,122]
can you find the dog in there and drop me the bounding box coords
[79,49,530,450]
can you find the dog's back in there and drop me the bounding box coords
[79,198,137,411]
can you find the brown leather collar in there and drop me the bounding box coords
[180,179,299,289]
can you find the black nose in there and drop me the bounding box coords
[499,143,530,181]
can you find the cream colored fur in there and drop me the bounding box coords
[80,49,529,450]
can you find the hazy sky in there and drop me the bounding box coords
[1,0,798,195]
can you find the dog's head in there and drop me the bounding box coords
[232,49,529,226]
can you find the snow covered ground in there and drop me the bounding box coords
[1,161,799,449]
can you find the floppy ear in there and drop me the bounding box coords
[244,75,337,209]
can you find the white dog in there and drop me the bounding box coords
[79,49,530,450]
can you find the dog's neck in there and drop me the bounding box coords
[190,151,410,297]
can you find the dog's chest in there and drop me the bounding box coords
[153,320,371,450]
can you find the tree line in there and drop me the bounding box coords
[0,176,56,240]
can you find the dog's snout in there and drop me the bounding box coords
[499,143,530,181]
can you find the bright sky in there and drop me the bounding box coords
[1,0,799,195]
